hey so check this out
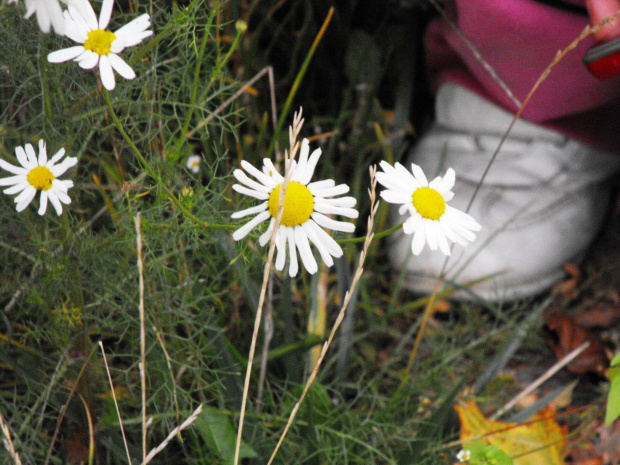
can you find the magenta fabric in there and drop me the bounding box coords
[425,0,620,151]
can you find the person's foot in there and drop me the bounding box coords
[389,83,620,300]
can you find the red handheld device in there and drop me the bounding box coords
[583,35,620,79]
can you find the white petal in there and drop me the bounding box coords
[4,181,29,195]
[258,219,275,247]
[307,220,342,258]
[38,191,49,215]
[47,148,67,168]
[232,184,269,200]
[410,163,429,186]
[47,189,64,215]
[436,224,452,256]
[425,220,438,251]
[240,160,278,189]
[379,190,411,206]
[411,226,427,255]
[310,184,349,198]
[302,221,333,267]
[286,227,298,277]
[294,226,317,274]
[114,13,151,44]
[231,210,270,241]
[37,140,47,165]
[64,16,88,44]
[0,159,27,175]
[231,202,268,219]
[15,187,37,212]
[311,212,355,233]
[108,54,136,80]
[70,0,97,30]
[53,179,74,192]
[52,186,72,204]
[14,146,32,170]
[48,46,86,63]
[233,169,272,193]
[291,139,310,183]
[298,147,322,186]
[24,144,38,167]
[99,56,116,90]
[313,201,358,219]
[403,214,422,235]
[50,156,78,177]
[262,159,283,183]
[274,227,287,271]
[77,50,99,69]
[99,0,114,29]
[307,179,334,191]
[0,175,25,187]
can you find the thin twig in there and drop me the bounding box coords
[99,341,132,464]
[142,404,203,465]
[0,412,22,465]
[491,341,590,420]
[267,165,379,465]
[466,9,620,213]
[426,0,521,108]
[153,326,181,424]
[256,277,274,412]
[187,66,277,139]
[134,214,148,463]
[233,109,305,465]
[44,344,98,465]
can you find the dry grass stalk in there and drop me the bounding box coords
[99,341,132,464]
[141,404,204,465]
[491,341,590,420]
[267,165,380,465]
[0,412,22,465]
[134,213,148,463]
[44,344,98,465]
[426,0,521,108]
[153,326,181,424]
[233,109,305,465]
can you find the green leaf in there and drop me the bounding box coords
[610,352,620,367]
[605,366,620,425]
[193,406,258,464]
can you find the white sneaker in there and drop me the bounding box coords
[390,83,620,300]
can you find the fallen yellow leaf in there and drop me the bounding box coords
[455,400,567,465]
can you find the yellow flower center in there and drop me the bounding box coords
[27,166,55,191]
[412,187,445,220]
[268,181,314,227]
[83,29,116,56]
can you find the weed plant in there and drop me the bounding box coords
[1,0,609,464]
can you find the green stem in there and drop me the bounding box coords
[337,222,402,244]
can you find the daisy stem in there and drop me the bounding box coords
[103,90,233,231]
[174,0,220,162]
[337,222,402,244]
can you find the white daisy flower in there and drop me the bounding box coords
[0,140,77,216]
[47,0,152,90]
[376,161,481,256]
[456,449,471,462]
[186,155,201,174]
[10,0,64,34]
[231,138,358,277]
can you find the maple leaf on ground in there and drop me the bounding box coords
[455,400,567,465]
